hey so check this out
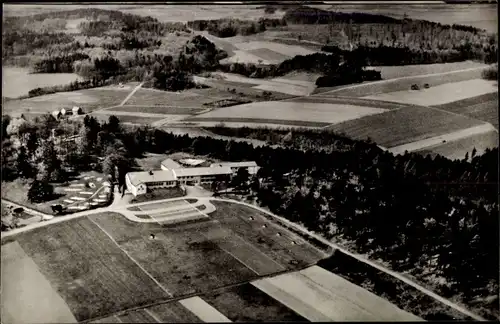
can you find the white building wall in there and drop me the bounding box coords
[125,174,138,196]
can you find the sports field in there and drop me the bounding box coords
[327,105,485,148]
[190,101,389,127]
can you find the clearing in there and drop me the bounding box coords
[252,265,423,321]
[2,67,82,99]
[362,79,498,106]
[327,105,485,148]
[14,217,170,321]
[189,101,389,127]
[1,241,77,324]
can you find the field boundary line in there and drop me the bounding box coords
[142,308,162,323]
[86,216,173,298]
[119,82,144,106]
[211,198,487,321]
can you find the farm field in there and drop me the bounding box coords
[371,61,491,80]
[416,129,499,160]
[201,283,308,322]
[187,118,331,128]
[253,265,422,321]
[179,297,232,322]
[189,101,389,127]
[90,111,185,126]
[3,86,130,117]
[432,93,499,129]
[362,79,498,106]
[327,105,485,148]
[321,67,490,98]
[2,67,82,99]
[106,105,205,115]
[290,95,411,110]
[14,216,170,321]
[1,241,78,324]
[143,302,203,323]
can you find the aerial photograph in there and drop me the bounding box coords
[1,0,498,323]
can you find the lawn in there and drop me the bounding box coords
[144,301,202,323]
[252,266,423,321]
[88,212,258,296]
[209,201,325,269]
[107,105,204,115]
[432,93,498,129]
[362,79,498,106]
[321,67,489,97]
[3,86,130,116]
[130,199,192,212]
[189,101,389,126]
[327,105,485,148]
[130,187,185,204]
[416,130,499,160]
[15,217,170,322]
[201,283,308,322]
[1,241,78,324]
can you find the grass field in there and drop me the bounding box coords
[187,117,331,128]
[107,105,204,115]
[362,79,498,106]
[201,283,308,322]
[327,105,485,148]
[416,129,499,160]
[144,301,203,323]
[321,67,489,98]
[3,87,130,116]
[190,101,388,127]
[125,88,229,108]
[90,113,173,125]
[372,61,491,80]
[291,95,410,110]
[253,265,422,321]
[1,241,78,324]
[116,309,158,323]
[432,93,498,129]
[179,296,232,322]
[88,212,258,296]
[131,199,193,212]
[247,48,291,62]
[15,217,170,321]
[2,67,82,99]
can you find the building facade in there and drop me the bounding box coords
[172,166,232,185]
[210,161,260,175]
[125,170,177,196]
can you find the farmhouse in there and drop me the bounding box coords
[72,106,83,115]
[172,166,232,185]
[51,110,62,119]
[160,158,182,171]
[125,170,177,196]
[210,161,260,175]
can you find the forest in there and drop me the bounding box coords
[187,17,287,37]
[1,113,498,320]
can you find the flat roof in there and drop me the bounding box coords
[126,170,176,186]
[179,158,206,166]
[210,161,258,168]
[161,158,182,169]
[172,166,232,178]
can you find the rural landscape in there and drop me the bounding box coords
[1,1,498,323]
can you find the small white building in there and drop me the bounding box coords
[51,110,62,119]
[160,158,182,171]
[125,170,177,197]
[72,106,83,115]
[210,161,260,175]
[172,166,232,185]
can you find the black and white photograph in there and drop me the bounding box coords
[1,0,498,322]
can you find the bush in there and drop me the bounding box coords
[482,65,498,80]
[27,180,54,203]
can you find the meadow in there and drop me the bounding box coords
[190,100,388,127]
[124,88,233,108]
[362,79,498,106]
[327,105,484,148]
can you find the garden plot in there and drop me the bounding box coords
[202,283,308,322]
[252,266,422,322]
[327,105,485,148]
[190,101,389,127]
[1,241,78,324]
[362,79,498,106]
[15,217,170,322]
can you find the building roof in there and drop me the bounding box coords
[172,166,232,178]
[179,158,206,166]
[126,170,176,186]
[210,161,258,168]
[161,158,182,170]
[72,106,81,111]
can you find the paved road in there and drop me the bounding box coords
[1,192,486,321]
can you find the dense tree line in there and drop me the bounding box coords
[187,17,286,38]
[32,53,90,73]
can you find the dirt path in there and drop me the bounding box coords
[119,82,144,106]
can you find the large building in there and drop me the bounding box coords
[210,161,260,175]
[172,166,232,185]
[125,170,177,196]
[160,158,182,171]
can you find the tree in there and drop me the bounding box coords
[27,180,54,203]
[232,167,250,189]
